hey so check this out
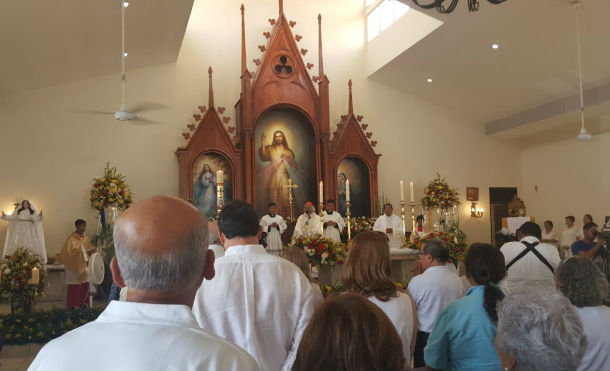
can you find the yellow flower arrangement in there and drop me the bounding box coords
[90,163,134,211]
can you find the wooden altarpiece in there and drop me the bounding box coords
[176,1,380,216]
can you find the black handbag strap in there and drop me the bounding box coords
[506,241,554,273]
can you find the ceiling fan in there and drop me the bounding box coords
[81,1,164,123]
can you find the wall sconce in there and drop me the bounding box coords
[471,203,484,218]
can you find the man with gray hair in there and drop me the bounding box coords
[29,196,258,371]
[496,288,586,371]
[407,238,464,368]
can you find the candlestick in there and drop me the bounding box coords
[345,200,352,241]
[345,179,350,202]
[410,201,417,241]
[400,200,406,247]
[216,170,224,185]
[400,180,405,202]
[409,181,414,203]
[319,201,324,235]
[28,267,40,285]
[216,183,224,215]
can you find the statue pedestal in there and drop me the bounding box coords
[318,264,343,286]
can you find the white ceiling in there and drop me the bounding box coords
[0,0,194,97]
[374,0,609,126]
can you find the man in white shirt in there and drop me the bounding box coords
[373,203,404,249]
[561,215,578,259]
[29,196,258,371]
[194,200,316,371]
[407,238,464,368]
[576,214,594,241]
[322,199,344,242]
[259,202,287,255]
[501,221,561,292]
[293,201,321,239]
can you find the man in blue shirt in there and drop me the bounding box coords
[572,222,606,257]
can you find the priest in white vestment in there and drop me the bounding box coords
[29,197,258,371]
[194,200,316,371]
[373,203,404,249]
[259,202,287,255]
[322,199,344,242]
[293,201,322,239]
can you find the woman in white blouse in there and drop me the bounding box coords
[557,256,610,371]
[341,231,417,365]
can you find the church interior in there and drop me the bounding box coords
[0,0,609,369]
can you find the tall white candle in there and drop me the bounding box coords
[29,267,40,285]
[216,170,224,184]
[409,182,414,202]
[319,181,324,203]
[400,180,405,202]
[346,179,350,202]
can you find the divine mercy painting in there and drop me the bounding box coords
[192,153,232,217]
[255,109,316,217]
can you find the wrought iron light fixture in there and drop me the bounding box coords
[471,202,484,218]
[411,0,507,14]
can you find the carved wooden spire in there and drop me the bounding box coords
[241,4,246,73]
[318,14,324,78]
[279,0,283,14]
[208,66,215,109]
[348,79,353,114]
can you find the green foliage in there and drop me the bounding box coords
[0,306,105,345]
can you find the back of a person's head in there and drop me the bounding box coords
[465,243,506,321]
[496,289,586,371]
[283,246,311,281]
[422,238,449,263]
[341,231,397,302]
[113,196,208,291]
[292,293,405,371]
[519,221,541,239]
[218,200,259,239]
[566,215,575,222]
[583,221,598,231]
[557,256,609,307]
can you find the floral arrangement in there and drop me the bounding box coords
[319,284,343,298]
[410,224,468,265]
[290,234,346,267]
[0,306,105,345]
[90,163,134,211]
[421,173,460,211]
[341,216,376,242]
[0,248,47,308]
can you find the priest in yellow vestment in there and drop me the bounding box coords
[59,219,95,308]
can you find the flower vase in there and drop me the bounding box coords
[10,296,33,314]
[318,264,343,286]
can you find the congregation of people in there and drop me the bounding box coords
[21,195,610,370]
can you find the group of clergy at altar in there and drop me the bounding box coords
[259,198,408,252]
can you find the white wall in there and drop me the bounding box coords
[520,132,610,234]
[0,0,522,257]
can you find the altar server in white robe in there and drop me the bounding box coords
[194,200,316,371]
[29,196,258,371]
[373,203,404,249]
[293,201,321,239]
[259,202,287,255]
[322,199,345,242]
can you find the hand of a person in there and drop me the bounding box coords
[386,228,393,233]
[261,133,266,144]
[327,221,335,226]
[271,222,278,228]
[39,210,43,216]
[411,260,424,275]
[597,237,607,246]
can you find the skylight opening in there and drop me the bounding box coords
[366,0,410,42]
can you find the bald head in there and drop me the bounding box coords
[113,196,209,291]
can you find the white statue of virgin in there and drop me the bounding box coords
[1,199,47,264]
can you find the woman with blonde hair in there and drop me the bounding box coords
[283,246,323,308]
[341,231,417,364]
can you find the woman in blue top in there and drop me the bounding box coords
[424,243,506,371]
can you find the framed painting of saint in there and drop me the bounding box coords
[192,153,233,217]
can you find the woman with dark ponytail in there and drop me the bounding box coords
[424,243,506,371]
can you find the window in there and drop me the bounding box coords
[366,0,410,42]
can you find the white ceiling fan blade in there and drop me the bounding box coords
[129,101,168,114]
